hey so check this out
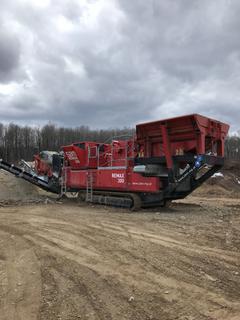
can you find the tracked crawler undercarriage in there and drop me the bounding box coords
[0,114,229,209]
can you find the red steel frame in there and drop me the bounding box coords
[61,114,229,194]
[136,114,229,158]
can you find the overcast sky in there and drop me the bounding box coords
[0,0,239,131]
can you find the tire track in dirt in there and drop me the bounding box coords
[0,230,41,320]
[3,219,239,319]
[0,203,240,320]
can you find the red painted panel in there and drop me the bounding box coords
[63,142,101,169]
[65,168,161,192]
[136,114,230,157]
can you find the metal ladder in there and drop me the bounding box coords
[61,163,67,196]
[86,171,93,202]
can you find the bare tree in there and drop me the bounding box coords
[0,122,134,162]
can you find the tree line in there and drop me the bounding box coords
[225,135,240,160]
[0,123,135,163]
[0,122,239,163]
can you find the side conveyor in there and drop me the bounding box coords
[0,159,60,194]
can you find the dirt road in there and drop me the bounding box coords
[0,197,239,320]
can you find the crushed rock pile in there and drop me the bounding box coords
[0,170,52,202]
[192,160,240,198]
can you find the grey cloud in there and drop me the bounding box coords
[0,0,239,131]
[0,30,21,82]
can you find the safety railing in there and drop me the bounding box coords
[97,140,135,169]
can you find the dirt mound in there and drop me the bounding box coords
[0,170,47,201]
[224,159,240,175]
[193,159,240,197]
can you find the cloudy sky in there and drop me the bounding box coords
[0,0,239,131]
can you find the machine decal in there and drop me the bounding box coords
[112,173,125,183]
[66,151,79,162]
[132,182,152,186]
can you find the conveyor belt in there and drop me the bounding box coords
[0,159,60,194]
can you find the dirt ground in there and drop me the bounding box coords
[0,196,239,320]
